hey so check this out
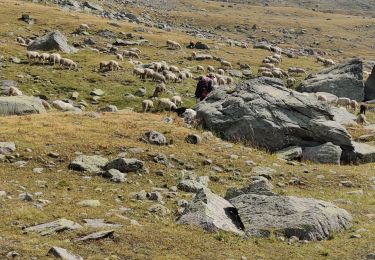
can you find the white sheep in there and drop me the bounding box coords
[116,53,124,61]
[7,87,23,96]
[129,47,141,54]
[336,97,351,109]
[52,100,76,111]
[142,99,154,112]
[17,37,26,45]
[133,67,145,78]
[171,95,182,106]
[350,100,358,111]
[152,72,166,82]
[60,58,78,70]
[169,65,180,73]
[26,51,40,63]
[152,82,166,97]
[166,40,181,50]
[108,60,120,71]
[49,53,61,65]
[207,65,215,73]
[220,60,232,68]
[217,69,225,75]
[197,65,204,71]
[158,98,177,111]
[323,59,336,66]
[38,53,50,64]
[356,114,368,125]
[288,67,307,74]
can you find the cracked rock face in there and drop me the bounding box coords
[226,178,352,241]
[297,58,364,101]
[195,77,353,153]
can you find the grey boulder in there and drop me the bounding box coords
[0,142,16,154]
[141,131,167,145]
[47,247,83,260]
[297,58,364,101]
[341,141,375,164]
[69,155,108,174]
[104,158,144,173]
[365,65,375,101]
[28,31,77,53]
[24,218,82,236]
[276,146,302,161]
[0,96,46,116]
[177,188,244,235]
[229,180,352,240]
[195,77,353,153]
[302,142,342,164]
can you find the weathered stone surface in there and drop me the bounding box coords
[177,179,208,193]
[185,134,201,144]
[77,200,100,207]
[104,158,144,173]
[83,219,122,229]
[141,131,167,145]
[297,59,364,101]
[28,31,77,53]
[102,169,126,183]
[229,185,352,240]
[364,65,375,101]
[24,218,82,236]
[195,77,353,153]
[302,142,342,164]
[69,155,108,174]
[0,142,16,154]
[276,146,302,160]
[0,96,46,116]
[225,176,275,200]
[331,107,357,126]
[74,230,114,242]
[47,247,83,260]
[177,189,243,235]
[341,141,375,164]
[148,204,170,216]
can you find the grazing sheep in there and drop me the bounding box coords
[123,50,140,59]
[258,67,271,73]
[7,87,23,96]
[316,56,325,63]
[142,99,154,112]
[171,95,182,106]
[272,69,283,78]
[241,42,249,48]
[26,51,40,63]
[217,69,225,75]
[116,53,124,61]
[38,53,50,64]
[197,65,204,71]
[166,40,181,50]
[129,47,141,54]
[133,67,145,78]
[220,60,232,68]
[273,53,282,61]
[152,82,166,97]
[100,61,110,71]
[80,24,90,30]
[169,65,180,73]
[286,77,296,88]
[108,60,120,71]
[336,97,351,109]
[49,53,61,65]
[152,72,166,82]
[207,65,215,73]
[143,68,155,80]
[356,114,368,125]
[262,63,275,69]
[226,76,234,85]
[350,100,358,111]
[60,58,78,70]
[158,98,177,111]
[41,99,51,110]
[317,94,328,102]
[217,76,226,85]
[261,71,273,77]
[288,67,307,74]
[323,59,336,66]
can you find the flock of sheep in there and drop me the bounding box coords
[26,51,78,70]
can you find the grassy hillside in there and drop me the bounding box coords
[0,0,374,259]
[0,111,374,259]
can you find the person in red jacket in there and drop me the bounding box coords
[195,74,215,102]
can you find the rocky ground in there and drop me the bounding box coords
[0,0,374,259]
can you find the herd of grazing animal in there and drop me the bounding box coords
[16,36,373,126]
[26,51,78,70]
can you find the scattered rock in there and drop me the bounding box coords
[0,96,46,116]
[104,158,144,173]
[302,142,342,164]
[276,146,302,161]
[0,142,16,154]
[83,219,122,229]
[185,134,202,144]
[77,200,101,207]
[69,155,108,174]
[27,31,77,53]
[74,230,114,242]
[47,246,83,260]
[19,192,33,201]
[24,218,82,236]
[177,188,243,235]
[298,58,364,101]
[102,169,126,183]
[148,204,170,216]
[141,131,167,145]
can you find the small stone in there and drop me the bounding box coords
[346,190,363,196]
[185,134,201,144]
[350,234,361,239]
[147,191,163,201]
[77,200,100,207]
[47,247,83,260]
[366,253,375,259]
[340,180,353,187]
[90,89,104,96]
[6,251,20,258]
[19,192,33,201]
[33,168,44,174]
[74,230,114,242]
[148,204,170,216]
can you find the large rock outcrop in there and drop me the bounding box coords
[177,189,244,235]
[27,31,77,53]
[227,179,352,241]
[364,65,375,101]
[195,77,353,153]
[297,58,364,101]
[0,96,46,116]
